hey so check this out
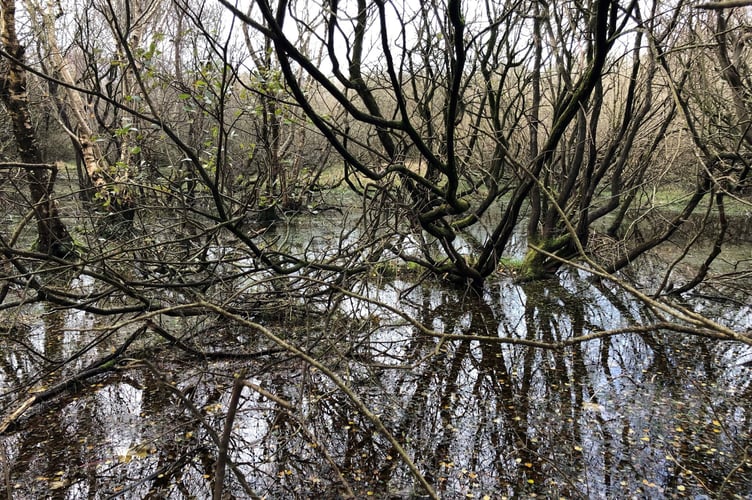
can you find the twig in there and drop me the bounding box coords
[243,381,294,410]
[241,381,356,497]
[0,162,59,170]
[104,449,194,499]
[199,301,439,500]
[1,445,11,500]
[213,370,246,500]
[0,326,148,433]
[125,359,262,500]
[146,320,285,360]
[696,0,752,9]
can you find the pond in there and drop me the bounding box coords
[0,264,750,499]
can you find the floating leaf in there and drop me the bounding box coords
[204,403,223,413]
[120,443,153,463]
[49,480,66,490]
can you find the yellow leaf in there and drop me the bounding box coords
[126,444,152,458]
[49,480,66,490]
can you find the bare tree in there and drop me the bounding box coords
[223,0,698,285]
[0,1,748,498]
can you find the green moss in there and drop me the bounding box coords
[499,256,524,269]
[516,234,573,281]
[369,260,425,279]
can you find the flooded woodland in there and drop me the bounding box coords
[1,0,752,498]
[0,206,750,499]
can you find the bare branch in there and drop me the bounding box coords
[696,0,752,10]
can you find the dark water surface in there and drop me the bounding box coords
[0,268,750,499]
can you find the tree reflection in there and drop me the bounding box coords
[0,276,750,498]
[293,276,752,497]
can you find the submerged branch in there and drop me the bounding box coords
[0,325,148,434]
[198,300,440,500]
[528,244,752,345]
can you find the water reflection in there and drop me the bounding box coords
[0,274,750,498]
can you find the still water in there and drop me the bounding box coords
[0,266,749,499]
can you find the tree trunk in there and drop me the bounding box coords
[27,0,135,222]
[0,0,74,257]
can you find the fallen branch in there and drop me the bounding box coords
[0,161,60,170]
[0,325,147,434]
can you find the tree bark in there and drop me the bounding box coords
[25,0,135,221]
[0,0,74,257]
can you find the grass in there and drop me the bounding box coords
[603,183,751,218]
